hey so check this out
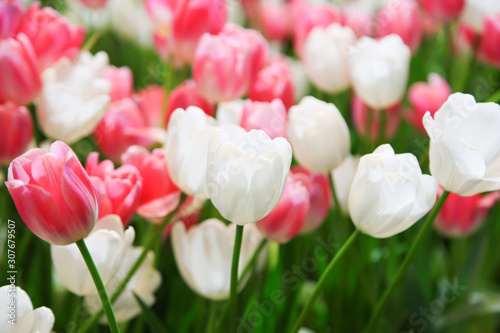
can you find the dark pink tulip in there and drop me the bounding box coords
[0,0,24,39]
[6,141,99,245]
[479,14,500,68]
[250,59,295,110]
[166,80,214,126]
[0,102,33,166]
[103,65,134,103]
[240,99,287,139]
[419,0,464,22]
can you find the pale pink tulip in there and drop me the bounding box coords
[250,59,295,110]
[103,65,134,102]
[134,85,165,128]
[0,0,24,39]
[6,141,98,245]
[78,0,108,9]
[419,0,465,22]
[0,102,33,166]
[256,1,290,41]
[240,99,287,139]
[341,3,376,38]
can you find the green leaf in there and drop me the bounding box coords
[133,292,168,333]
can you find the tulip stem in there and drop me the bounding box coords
[291,229,360,333]
[486,88,500,103]
[229,224,244,333]
[362,190,450,333]
[329,174,343,218]
[76,238,120,333]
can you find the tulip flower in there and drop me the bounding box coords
[478,14,500,68]
[435,188,499,237]
[0,0,24,39]
[134,85,164,128]
[108,0,154,46]
[349,34,411,109]
[349,144,438,238]
[166,80,215,126]
[0,102,33,166]
[423,93,500,196]
[79,0,108,9]
[461,0,500,33]
[303,23,356,93]
[171,219,264,300]
[165,106,219,197]
[286,57,310,102]
[240,99,287,139]
[121,146,181,222]
[206,129,292,225]
[103,65,134,102]
[256,171,310,243]
[331,155,360,215]
[256,1,290,41]
[287,96,350,173]
[406,73,452,133]
[341,2,376,38]
[86,152,143,226]
[216,99,245,125]
[36,51,111,144]
[51,214,135,296]
[0,34,41,105]
[0,285,54,333]
[420,0,465,22]
[6,141,99,245]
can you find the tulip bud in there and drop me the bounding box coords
[303,23,356,93]
[0,102,33,166]
[350,34,411,109]
[103,65,134,102]
[206,129,292,225]
[423,93,500,196]
[348,144,438,238]
[240,99,287,139]
[256,1,290,41]
[166,80,215,126]
[287,96,350,173]
[461,0,500,33]
[420,0,465,22]
[478,14,500,68]
[0,0,24,39]
[331,155,360,215]
[171,219,264,300]
[435,188,499,237]
[6,141,99,245]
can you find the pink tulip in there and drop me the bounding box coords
[163,195,201,238]
[121,146,181,222]
[292,166,332,234]
[256,171,310,243]
[406,73,452,133]
[435,188,499,237]
[419,0,465,22]
[6,141,98,245]
[478,14,500,68]
[18,3,85,69]
[166,80,214,126]
[103,65,134,102]
[341,3,376,38]
[78,0,108,9]
[85,152,142,226]
[0,0,24,39]
[0,34,41,105]
[256,2,290,41]
[240,99,287,139]
[0,102,33,166]
[378,0,424,53]
[134,85,165,129]
[250,59,295,110]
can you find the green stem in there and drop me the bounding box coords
[329,173,343,218]
[291,229,360,333]
[206,301,218,333]
[363,190,450,333]
[238,238,267,284]
[485,88,500,103]
[229,225,244,333]
[76,239,120,333]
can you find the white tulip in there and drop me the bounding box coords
[303,23,356,93]
[51,215,135,296]
[349,144,438,238]
[285,57,310,102]
[0,285,54,333]
[287,96,350,173]
[171,219,264,300]
[331,155,360,214]
[165,106,219,197]
[423,93,500,196]
[216,99,245,125]
[206,129,292,225]
[349,34,410,109]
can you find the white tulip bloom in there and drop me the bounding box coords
[349,144,438,238]
[287,96,350,173]
[423,93,500,196]
[36,51,110,144]
[206,129,292,225]
[171,219,264,300]
[349,34,410,109]
[0,285,54,333]
[331,155,360,214]
[216,99,245,126]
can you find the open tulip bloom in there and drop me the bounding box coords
[6,1,500,332]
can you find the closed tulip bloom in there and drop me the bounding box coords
[36,51,111,144]
[121,146,181,222]
[0,102,33,166]
[331,155,360,215]
[165,106,219,197]
[207,129,292,225]
[240,99,287,139]
[256,1,290,41]
[0,0,24,39]
[51,214,135,296]
[461,0,500,33]
[349,34,411,109]
[341,2,376,38]
[287,96,350,173]
[349,144,438,238]
[435,188,499,237]
[166,80,215,126]
[216,99,245,126]
[406,73,451,133]
[0,285,54,333]
[103,65,134,102]
[171,219,264,300]
[0,34,41,105]
[79,0,108,9]
[420,0,465,22]
[478,14,500,68]
[86,152,142,226]
[256,171,310,243]
[134,85,165,128]
[423,93,500,196]
[6,141,99,245]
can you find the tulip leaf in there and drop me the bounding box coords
[133,292,168,333]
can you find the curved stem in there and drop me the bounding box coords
[363,190,450,333]
[291,229,360,333]
[229,225,244,333]
[76,239,120,333]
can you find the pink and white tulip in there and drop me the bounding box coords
[0,0,24,39]
[103,65,134,102]
[166,80,215,126]
[240,99,287,139]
